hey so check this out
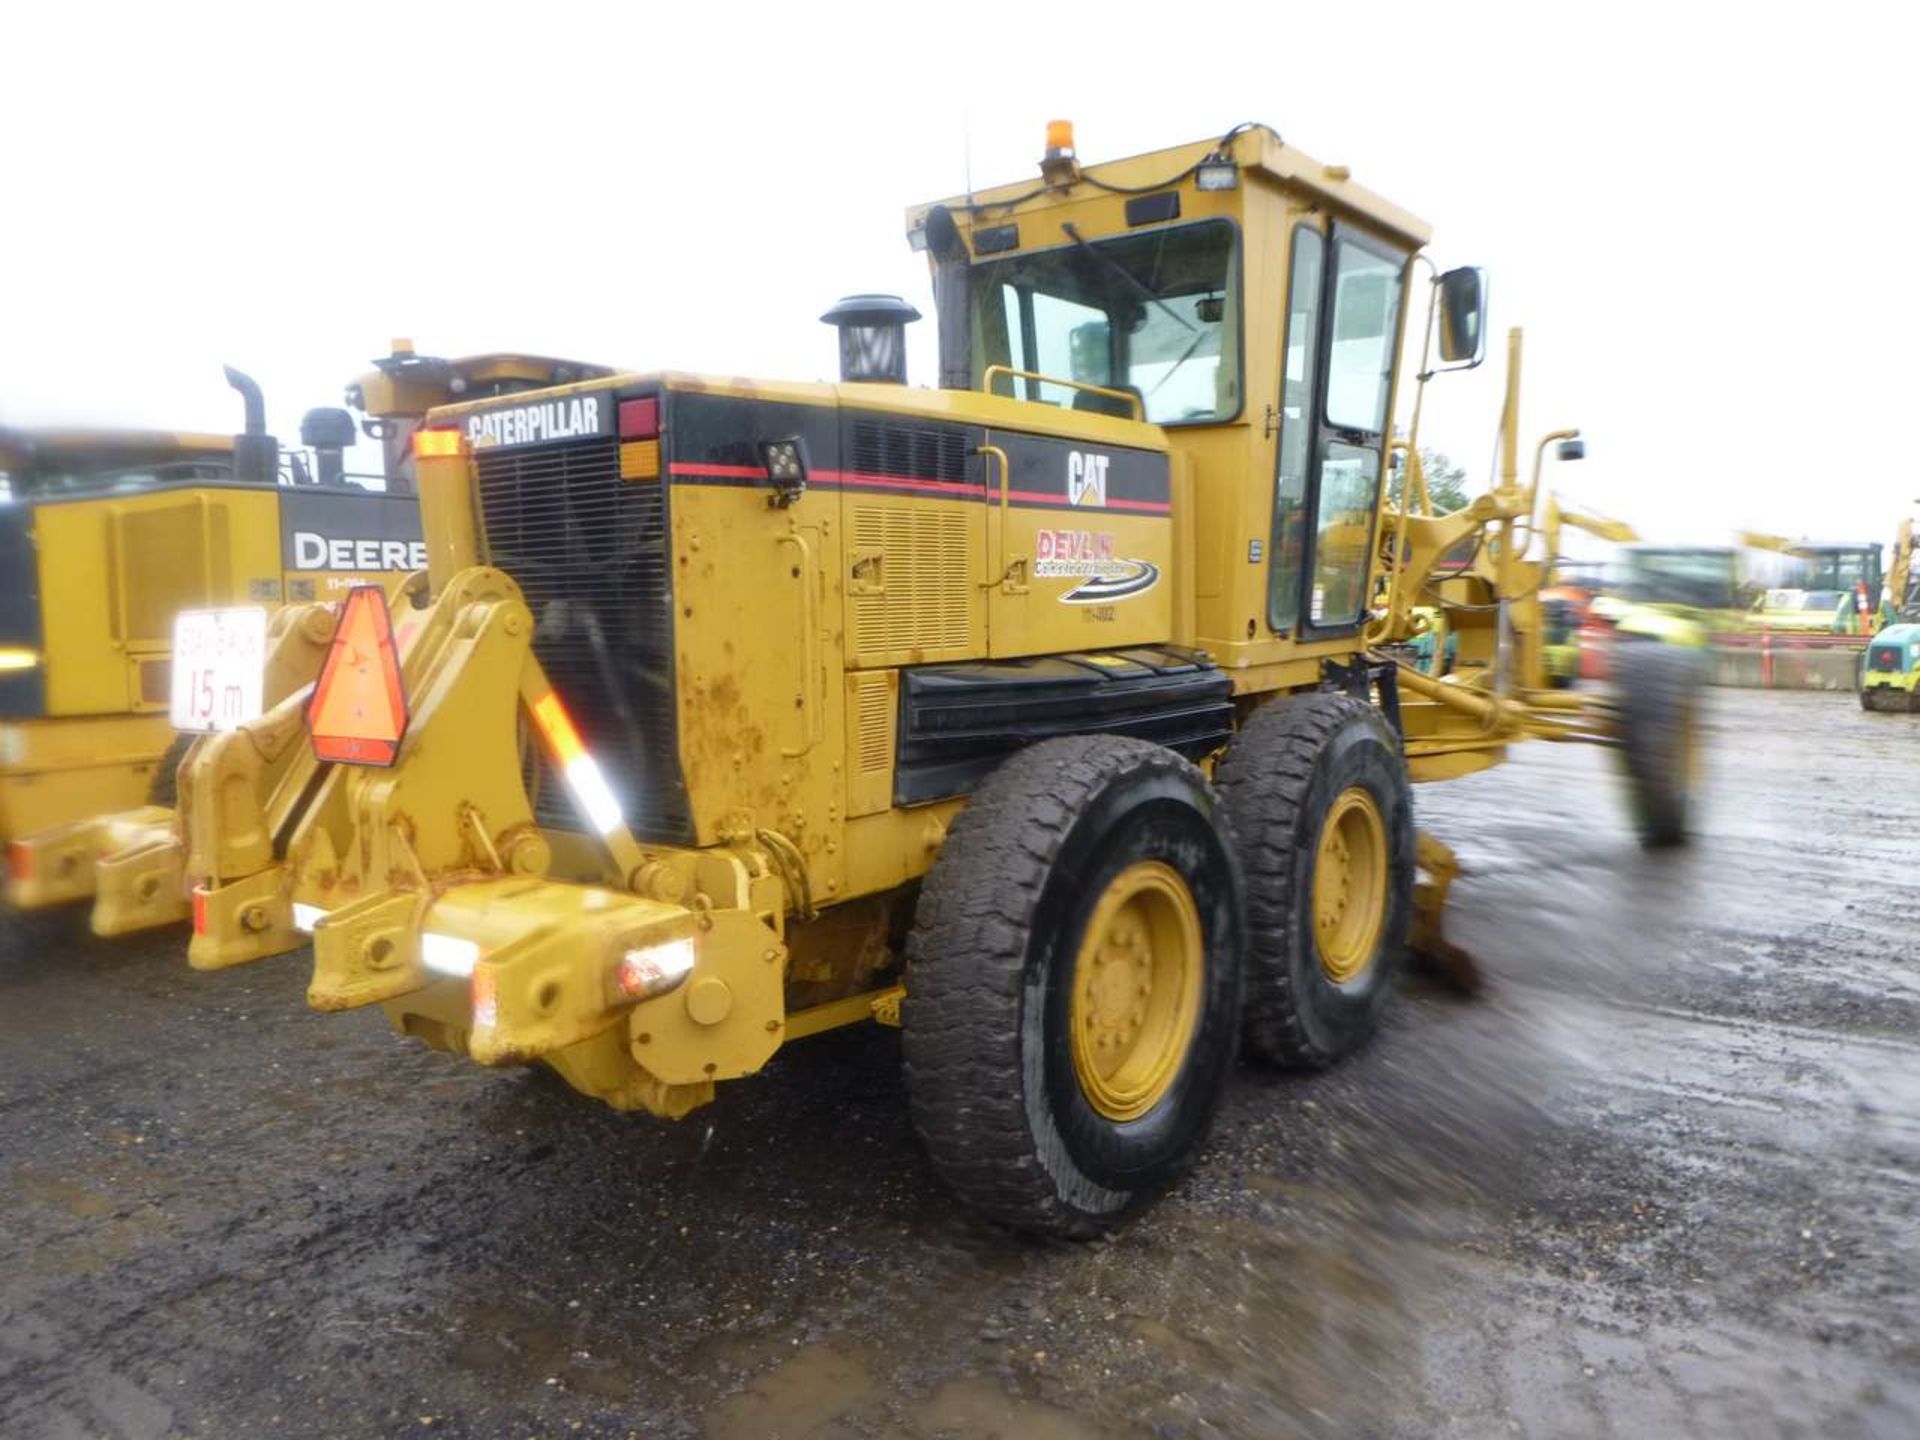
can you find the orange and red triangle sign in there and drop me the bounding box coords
[308,586,409,766]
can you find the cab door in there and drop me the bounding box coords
[1267,221,1408,639]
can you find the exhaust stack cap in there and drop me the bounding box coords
[821,293,921,385]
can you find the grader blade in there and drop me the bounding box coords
[1409,830,1478,995]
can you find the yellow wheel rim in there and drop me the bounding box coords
[1068,860,1205,1123]
[1313,787,1388,985]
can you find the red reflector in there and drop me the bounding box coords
[5,841,31,882]
[412,428,464,459]
[192,886,209,935]
[307,586,409,766]
[619,397,659,440]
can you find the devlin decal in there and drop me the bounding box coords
[465,394,610,449]
[1060,559,1160,604]
[1034,528,1160,603]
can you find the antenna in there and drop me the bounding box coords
[963,107,974,208]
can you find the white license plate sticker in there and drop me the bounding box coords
[170,607,269,732]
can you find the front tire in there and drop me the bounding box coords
[1215,693,1414,1069]
[903,736,1244,1238]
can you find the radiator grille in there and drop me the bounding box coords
[850,505,972,659]
[475,436,692,842]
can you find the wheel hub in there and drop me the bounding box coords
[1313,787,1388,985]
[1070,861,1204,1122]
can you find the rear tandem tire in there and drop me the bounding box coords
[902,735,1245,1239]
[1614,640,1708,847]
[1215,692,1415,1070]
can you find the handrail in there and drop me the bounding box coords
[981,365,1145,421]
[975,443,1011,586]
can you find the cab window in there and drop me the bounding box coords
[1267,227,1323,633]
[973,220,1241,424]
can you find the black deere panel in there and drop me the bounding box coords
[895,647,1233,805]
[473,421,694,843]
[0,504,45,717]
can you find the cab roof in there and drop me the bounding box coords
[907,125,1432,251]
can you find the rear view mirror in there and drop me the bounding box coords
[1436,266,1488,367]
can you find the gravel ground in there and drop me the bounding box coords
[2,686,1917,1438]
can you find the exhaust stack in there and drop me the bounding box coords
[821,293,920,385]
[223,365,279,487]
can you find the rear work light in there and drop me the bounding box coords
[617,936,696,999]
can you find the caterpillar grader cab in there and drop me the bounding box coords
[171,123,1702,1236]
[2,347,610,918]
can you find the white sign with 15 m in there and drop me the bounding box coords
[170,607,268,732]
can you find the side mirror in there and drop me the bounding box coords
[1557,437,1587,462]
[1436,266,1488,367]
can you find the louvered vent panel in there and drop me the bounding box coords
[849,421,968,481]
[850,506,971,659]
[853,671,893,774]
[120,502,222,643]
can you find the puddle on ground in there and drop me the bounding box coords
[702,1344,876,1439]
[906,1376,1118,1439]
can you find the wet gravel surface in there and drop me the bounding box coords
[3,687,1918,1438]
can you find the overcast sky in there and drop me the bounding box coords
[5,3,1913,553]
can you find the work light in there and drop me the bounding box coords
[761,438,809,507]
[1195,150,1238,191]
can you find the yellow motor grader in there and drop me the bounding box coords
[3,346,611,922]
[168,123,1700,1236]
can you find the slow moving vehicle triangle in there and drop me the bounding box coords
[308,586,408,765]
